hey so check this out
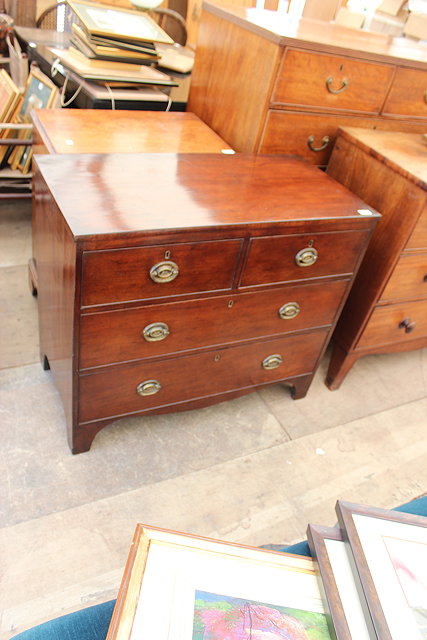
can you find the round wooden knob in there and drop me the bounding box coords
[398,318,416,334]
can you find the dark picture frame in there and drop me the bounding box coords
[307,523,377,640]
[336,500,427,640]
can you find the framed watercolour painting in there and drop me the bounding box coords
[107,524,337,640]
[307,524,376,640]
[336,500,427,640]
[8,67,58,173]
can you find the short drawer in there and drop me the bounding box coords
[78,329,328,423]
[272,49,394,114]
[79,279,348,368]
[81,239,243,306]
[240,231,370,287]
[380,253,427,303]
[259,110,427,165]
[357,299,427,349]
[382,67,427,117]
[406,209,427,250]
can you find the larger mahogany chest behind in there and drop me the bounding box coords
[33,153,379,453]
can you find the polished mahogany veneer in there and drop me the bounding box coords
[29,109,232,297]
[188,3,427,165]
[33,153,379,453]
[326,128,427,388]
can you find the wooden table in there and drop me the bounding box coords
[33,152,378,453]
[29,109,232,294]
[188,3,427,165]
[326,128,427,388]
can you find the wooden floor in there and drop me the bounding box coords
[1,200,426,639]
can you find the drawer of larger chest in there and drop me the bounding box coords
[79,279,348,369]
[272,49,393,113]
[382,67,427,118]
[240,231,370,287]
[406,210,427,251]
[357,300,427,349]
[81,239,243,307]
[380,253,427,303]
[258,111,427,165]
[78,330,328,424]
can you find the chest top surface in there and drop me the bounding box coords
[336,128,427,190]
[202,2,427,68]
[33,153,379,239]
[31,109,232,155]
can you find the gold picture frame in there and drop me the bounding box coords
[0,70,23,164]
[8,67,58,173]
[68,0,173,45]
[107,524,336,640]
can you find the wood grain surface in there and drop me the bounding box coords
[31,109,232,155]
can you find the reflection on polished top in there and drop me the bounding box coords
[33,153,379,237]
[31,109,233,155]
[204,2,427,67]
[335,128,427,188]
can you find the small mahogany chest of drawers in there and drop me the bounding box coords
[326,128,427,389]
[33,153,378,453]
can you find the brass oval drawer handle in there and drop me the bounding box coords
[278,301,300,320]
[307,135,330,152]
[136,380,162,396]
[424,91,427,104]
[295,247,318,267]
[149,260,179,283]
[262,354,283,370]
[326,76,348,94]
[398,318,416,334]
[142,322,170,342]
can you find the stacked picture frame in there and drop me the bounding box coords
[105,501,427,640]
[308,501,427,640]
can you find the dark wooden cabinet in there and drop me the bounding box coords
[326,128,427,389]
[33,152,379,453]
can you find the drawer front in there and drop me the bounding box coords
[357,299,427,349]
[241,231,370,287]
[382,67,427,117]
[406,209,427,250]
[272,49,393,113]
[258,111,427,165]
[380,253,427,303]
[79,279,348,368]
[78,330,328,423]
[81,239,243,306]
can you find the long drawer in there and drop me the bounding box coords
[380,253,427,303]
[78,330,328,423]
[382,67,427,117]
[79,279,348,368]
[406,210,427,250]
[81,239,243,307]
[258,110,427,165]
[241,231,370,287]
[357,299,427,349]
[272,49,393,113]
